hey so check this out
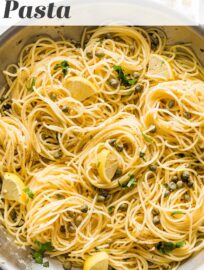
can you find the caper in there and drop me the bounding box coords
[81,204,88,213]
[54,151,62,159]
[95,50,105,58]
[133,72,140,79]
[49,92,57,101]
[56,194,64,200]
[153,215,160,225]
[183,112,191,119]
[168,182,177,191]
[3,103,11,110]
[164,190,170,197]
[184,193,190,201]
[119,203,128,211]
[168,100,175,109]
[114,37,122,42]
[114,142,123,152]
[62,106,69,113]
[149,164,157,172]
[97,195,106,202]
[181,171,190,182]
[152,209,159,216]
[135,84,143,93]
[60,225,66,233]
[105,33,112,39]
[109,138,116,146]
[139,151,145,158]
[108,79,119,88]
[75,215,83,226]
[86,52,93,59]
[176,181,184,189]
[149,124,157,134]
[99,189,109,198]
[68,225,76,233]
[68,212,76,218]
[187,180,194,188]
[114,168,123,178]
[63,261,72,270]
[178,153,185,158]
[171,176,178,183]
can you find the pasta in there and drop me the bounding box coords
[0,26,204,270]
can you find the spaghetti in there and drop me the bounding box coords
[0,26,204,270]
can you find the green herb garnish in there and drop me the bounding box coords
[97,38,104,45]
[118,174,136,189]
[108,206,115,214]
[43,261,49,268]
[156,241,185,254]
[33,241,54,265]
[171,211,185,216]
[27,78,36,91]
[54,60,69,76]
[114,142,124,152]
[127,175,136,188]
[23,187,34,199]
[55,194,64,200]
[113,65,137,86]
[139,151,146,161]
[33,251,43,264]
[142,133,153,143]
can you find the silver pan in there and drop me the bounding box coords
[0,25,204,270]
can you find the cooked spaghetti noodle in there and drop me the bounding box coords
[0,26,204,270]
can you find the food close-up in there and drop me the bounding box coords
[0,23,204,270]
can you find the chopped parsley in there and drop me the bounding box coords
[156,241,185,254]
[33,241,54,265]
[142,133,153,143]
[97,37,104,45]
[108,206,115,214]
[109,139,124,152]
[114,142,124,152]
[171,211,185,216]
[43,261,49,268]
[139,151,146,161]
[23,187,34,199]
[118,174,136,189]
[127,175,136,188]
[54,60,69,76]
[113,65,137,87]
[27,77,36,91]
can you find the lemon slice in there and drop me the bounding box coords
[98,149,119,183]
[1,173,26,204]
[83,252,109,270]
[146,54,174,80]
[64,76,98,101]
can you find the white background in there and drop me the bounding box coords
[0,0,202,35]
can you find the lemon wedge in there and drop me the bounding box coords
[146,54,174,80]
[64,76,98,101]
[1,173,26,204]
[98,149,119,183]
[83,252,109,270]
